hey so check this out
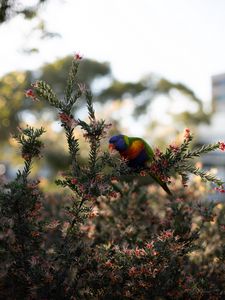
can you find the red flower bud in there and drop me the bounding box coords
[184,128,191,141]
[25,89,39,101]
[214,186,225,193]
[74,52,83,60]
[71,178,78,185]
[218,141,225,151]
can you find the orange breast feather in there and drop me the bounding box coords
[121,140,144,160]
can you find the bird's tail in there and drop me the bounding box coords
[150,173,172,196]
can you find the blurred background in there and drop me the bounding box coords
[0,0,225,194]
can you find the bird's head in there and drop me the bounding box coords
[109,134,128,152]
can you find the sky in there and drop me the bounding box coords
[1,0,225,103]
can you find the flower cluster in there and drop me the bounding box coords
[25,88,39,101]
[59,112,78,128]
[215,186,225,193]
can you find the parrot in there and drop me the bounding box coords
[109,134,172,195]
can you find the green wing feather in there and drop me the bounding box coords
[150,173,172,195]
[142,139,154,161]
[126,136,172,196]
[123,135,130,147]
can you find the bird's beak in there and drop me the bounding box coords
[109,143,115,151]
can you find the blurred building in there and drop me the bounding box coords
[198,73,225,200]
[212,73,225,112]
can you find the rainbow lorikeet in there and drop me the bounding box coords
[109,134,172,195]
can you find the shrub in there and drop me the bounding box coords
[0,55,225,299]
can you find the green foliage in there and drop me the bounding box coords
[24,57,124,297]
[144,130,224,188]
[99,80,145,100]
[0,71,32,139]
[40,56,111,98]
[14,126,45,159]
[0,126,47,299]
[0,56,225,299]
[0,0,48,24]
[0,57,111,144]
[33,80,63,109]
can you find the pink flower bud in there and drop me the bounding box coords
[169,144,180,153]
[128,267,138,277]
[155,147,162,157]
[145,242,154,249]
[74,52,83,60]
[22,153,31,160]
[184,128,191,141]
[25,89,39,101]
[140,170,147,176]
[105,260,113,268]
[71,178,78,185]
[59,113,78,128]
[218,141,225,151]
[220,225,225,231]
[214,187,225,193]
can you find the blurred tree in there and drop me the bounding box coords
[40,55,111,97]
[0,70,33,140]
[99,80,145,100]
[0,55,210,143]
[0,0,60,54]
[0,0,48,24]
[154,78,209,125]
[100,76,210,126]
[0,56,112,145]
[0,56,211,178]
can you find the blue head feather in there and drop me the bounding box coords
[109,135,128,152]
